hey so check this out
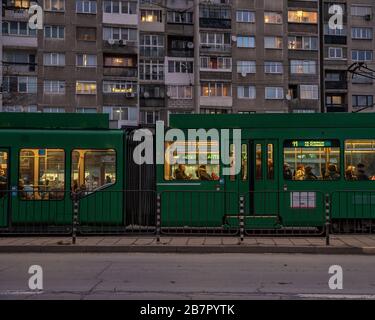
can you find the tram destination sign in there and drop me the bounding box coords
[284,140,339,148]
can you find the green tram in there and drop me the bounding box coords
[0,112,374,233]
[159,113,375,232]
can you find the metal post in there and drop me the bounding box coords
[72,193,79,245]
[156,193,161,243]
[325,193,330,246]
[239,195,245,244]
[193,0,200,114]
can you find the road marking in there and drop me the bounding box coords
[298,294,375,300]
[0,290,43,295]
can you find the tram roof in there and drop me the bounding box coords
[169,113,375,129]
[0,113,109,130]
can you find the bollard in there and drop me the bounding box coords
[239,195,245,244]
[156,193,161,243]
[72,193,79,245]
[325,193,330,246]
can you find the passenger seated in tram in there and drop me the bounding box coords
[294,164,305,180]
[324,164,340,180]
[174,164,192,180]
[345,166,357,180]
[283,163,293,180]
[196,165,212,181]
[356,163,369,181]
[304,166,318,180]
[0,168,7,198]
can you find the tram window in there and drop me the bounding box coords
[256,144,262,180]
[19,149,65,200]
[241,144,248,181]
[0,152,8,198]
[164,141,220,181]
[71,149,116,193]
[345,140,375,181]
[267,144,274,180]
[283,140,340,181]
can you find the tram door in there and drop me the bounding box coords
[0,150,9,227]
[250,140,279,215]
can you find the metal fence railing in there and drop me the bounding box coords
[330,190,375,234]
[0,188,374,239]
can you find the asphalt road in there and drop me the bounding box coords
[0,253,375,300]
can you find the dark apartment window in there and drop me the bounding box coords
[76,27,97,41]
[352,95,373,108]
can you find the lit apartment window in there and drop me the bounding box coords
[141,9,162,23]
[167,11,193,24]
[104,106,137,121]
[326,95,343,106]
[6,0,30,8]
[236,10,255,23]
[168,60,193,73]
[43,107,65,113]
[264,12,282,24]
[44,25,65,39]
[265,87,284,100]
[201,82,231,97]
[76,54,97,67]
[237,60,256,74]
[237,36,255,48]
[288,36,318,50]
[76,81,97,94]
[351,6,372,17]
[18,76,37,93]
[352,50,373,61]
[328,47,343,59]
[288,10,317,23]
[290,60,316,74]
[2,21,37,36]
[76,0,97,14]
[103,0,137,14]
[44,0,65,11]
[103,27,137,41]
[167,85,193,99]
[102,81,136,94]
[264,36,283,49]
[300,85,318,100]
[139,60,164,80]
[264,61,283,74]
[44,80,66,94]
[140,34,164,57]
[104,56,135,67]
[352,95,373,108]
[237,86,256,99]
[200,57,231,71]
[77,27,97,41]
[351,27,373,40]
[76,108,97,113]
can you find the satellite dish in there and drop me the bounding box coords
[241,72,247,77]
[108,38,115,45]
[285,94,292,101]
[143,91,150,98]
[187,42,194,49]
[231,35,237,42]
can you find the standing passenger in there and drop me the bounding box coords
[356,163,369,180]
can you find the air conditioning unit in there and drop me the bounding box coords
[364,14,372,21]
[118,39,126,46]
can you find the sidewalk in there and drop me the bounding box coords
[1,235,375,254]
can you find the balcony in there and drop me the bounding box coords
[326,104,348,112]
[200,44,231,53]
[103,40,138,55]
[103,67,138,78]
[140,97,166,108]
[324,35,347,45]
[325,80,348,90]
[200,18,231,29]
[103,13,138,25]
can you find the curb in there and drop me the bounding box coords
[0,245,374,255]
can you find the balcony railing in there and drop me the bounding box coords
[103,67,138,78]
[326,104,348,112]
[325,80,348,90]
[200,18,231,29]
[200,44,231,53]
